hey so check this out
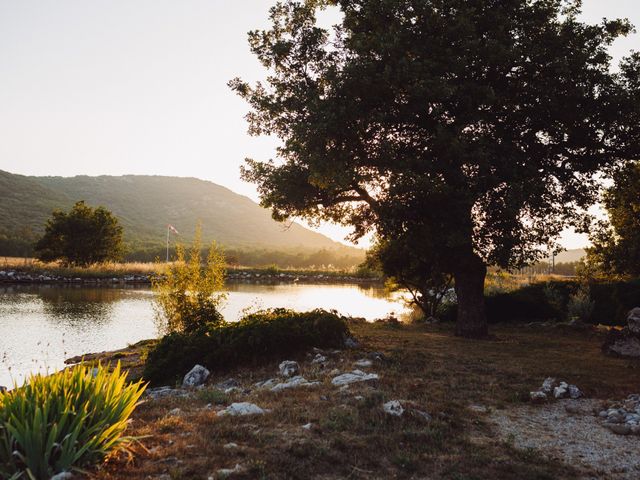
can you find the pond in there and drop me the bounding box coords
[0,283,410,386]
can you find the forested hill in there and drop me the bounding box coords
[0,170,364,265]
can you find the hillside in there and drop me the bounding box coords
[0,170,363,264]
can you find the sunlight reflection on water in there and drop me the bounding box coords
[0,283,410,386]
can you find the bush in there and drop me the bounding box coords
[152,225,227,334]
[439,279,640,325]
[144,308,350,385]
[0,363,146,480]
[567,284,595,323]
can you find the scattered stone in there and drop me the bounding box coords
[541,377,556,394]
[146,386,190,400]
[223,442,238,449]
[218,402,266,416]
[627,307,640,334]
[183,364,210,388]
[354,358,373,368]
[215,463,243,478]
[271,376,320,392]
[469,404,489,414]
[367,351,387,362]
[383,400,404,416]
[530,378,582,402]
[344,336,359,349]
[254,378,277,389]
[530,391,548,404]
[167,407,182,416]
[302,422,313,430]
[603,308,640,358]
[215,378,240,390]
[605,423,631,435]
[311,353,327,364]
[50,472,74,480]
[331,370,379,386]
[279,360,300,377]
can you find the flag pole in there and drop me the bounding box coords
[166,225,170,263]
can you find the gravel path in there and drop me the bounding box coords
[490,399,640,480]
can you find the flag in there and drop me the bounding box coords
[168,224,179,235]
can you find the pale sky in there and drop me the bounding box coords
[1,1,638,249]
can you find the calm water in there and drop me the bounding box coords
[0,283,409,386]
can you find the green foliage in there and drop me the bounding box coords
[440,279,640,326]
[34,201,124,267]
[366,237,452,318]
[144,308,350,385]
[232,0,639,336]
[0,363,146,480]
[587,161,640,277]
[566,284,595,323]
[152,226,227,334]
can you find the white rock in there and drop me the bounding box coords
[530,391,548,403]
[182,364,210,388]
[216,463,243,478]
[223,442,238,449]
[541,377,556,394]
[383,400,404,416]
[311,354,327,364]
[331,370,379,386]
[302,422,313,430]
[568,384,583,399]
[279,360,300,377]
[271,376,320,392]
[254,378,277,389]
[354,359,373,368]
[627,307,640,334]
[554,382,569,399]
[168,408,182,416]
[50,473,74,480]
[218,402,266,416]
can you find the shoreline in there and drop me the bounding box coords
[0,268,382,286]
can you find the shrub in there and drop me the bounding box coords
[144,308,350,385]
[0,363,146,480]
[566,284,595,323]
[152,225,227,334]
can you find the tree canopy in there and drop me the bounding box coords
[232,0,640,337]
[34,201,124,266]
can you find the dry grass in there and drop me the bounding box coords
[88,321,639,480]
[0,257,164,277]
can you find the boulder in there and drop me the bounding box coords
[383,400,404,416]
[218,402,266,416]
[311,353,327,364]
[183,364,210,388]
[344,336,359,349]
[270,376,320,392]
[603,308,640,358]
[331,370,379,386]
[627,307,640,334]
[530,391,547,404]
[279,360,300,377]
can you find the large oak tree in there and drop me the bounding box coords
[231,0,639,337]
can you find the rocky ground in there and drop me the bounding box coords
[77,320,640,480]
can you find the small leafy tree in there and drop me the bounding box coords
[366,237,452,319]
[34,201,124,266]
[587,161,640,277]
[152,226,227,334]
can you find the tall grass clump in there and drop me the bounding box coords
[152,225,227,334]
[0,363,146,480]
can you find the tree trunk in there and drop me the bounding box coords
[453,257,488,338]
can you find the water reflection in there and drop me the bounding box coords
[0,282,409,386]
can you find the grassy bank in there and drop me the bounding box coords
[0,257,381,283]
[88,321,638,479]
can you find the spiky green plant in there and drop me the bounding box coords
[0,363,146,479]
